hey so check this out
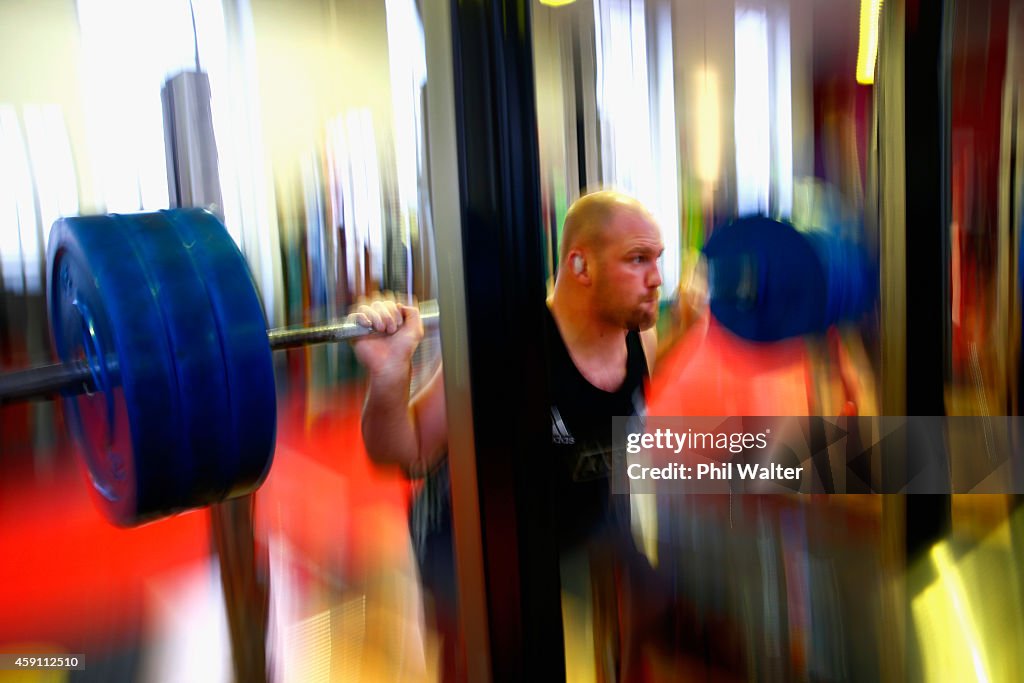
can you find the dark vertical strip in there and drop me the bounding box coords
[1015,97,1024,415]
[571,28,587,193]
[161,82,182,209]
[448,1,565,680]
[211,498,269,683]
[903,0,951,560]
[939,0,954,395]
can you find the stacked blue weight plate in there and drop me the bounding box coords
[164,209,276,497]
[48,215,187,525]
[117,212,234,505]
[802,228,875,330]
[48,210,277,525]
[704,215,875,342]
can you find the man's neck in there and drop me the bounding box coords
[548,287,625,357]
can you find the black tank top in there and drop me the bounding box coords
[544,306,648,548]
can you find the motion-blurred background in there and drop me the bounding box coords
[2,0,1024,681]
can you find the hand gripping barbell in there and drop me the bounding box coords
[0,209,438,526]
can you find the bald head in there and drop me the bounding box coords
[553,190,663,332]
[559,190,654,265]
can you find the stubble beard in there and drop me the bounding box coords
[601,299,658,332]
[629,307,658,331]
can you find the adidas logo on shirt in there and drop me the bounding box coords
[551,406,575,445]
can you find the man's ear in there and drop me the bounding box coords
[566,249,592,284]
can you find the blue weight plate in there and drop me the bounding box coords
[118,212,234,505]
[802,230,876,328]
[163,209,276,496]
[48,215,186,525]
[704,216,828,341]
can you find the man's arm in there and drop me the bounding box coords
[361,363,447,473]
[409,365,449,471]
[353,301,448,474]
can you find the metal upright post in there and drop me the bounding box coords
[162,68,269,683]
[434,0,565,679]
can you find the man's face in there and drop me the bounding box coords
[592,209,664,331]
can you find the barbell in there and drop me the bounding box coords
[0,208,438,527]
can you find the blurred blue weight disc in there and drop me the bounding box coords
[48,215,186,525]
[704,216,828,341]
[164,209,276,496]
[118,212,234,505]
[704,216,874,341]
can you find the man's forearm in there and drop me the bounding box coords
[361,366,420,468]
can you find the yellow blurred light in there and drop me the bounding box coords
[856,0,883,84]
[912,543,992,683]
[695,67,721,184]
[539,0,576,6]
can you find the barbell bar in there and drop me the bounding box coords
[0,305,441,404]
[2,208,438,526]
[266,298,440,350]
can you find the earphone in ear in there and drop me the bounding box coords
[572,255,584,275]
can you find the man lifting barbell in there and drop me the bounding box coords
[351,190,667,679]
[352,189,660,529]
